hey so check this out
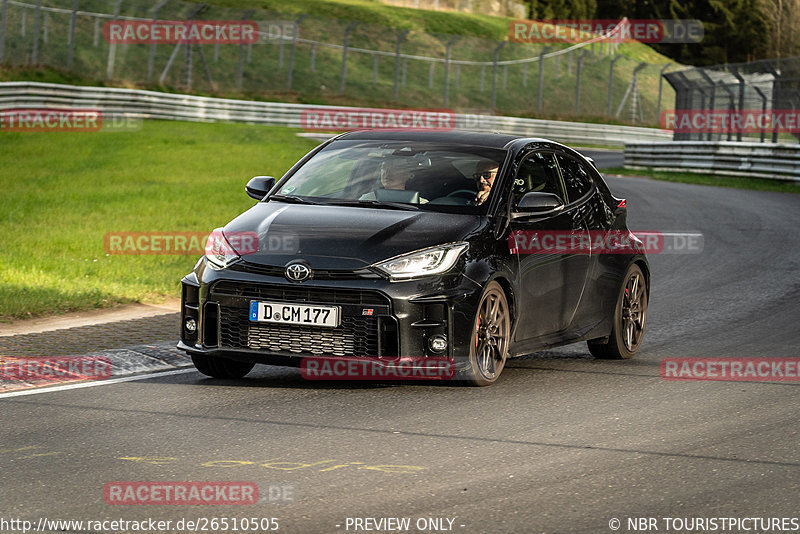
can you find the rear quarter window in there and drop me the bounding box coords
[556,154,594,203]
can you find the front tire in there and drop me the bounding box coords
[191,354,255,379]
[588,263,648,359]
[464,281,511,386]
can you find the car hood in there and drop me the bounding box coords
[222,201,483,270]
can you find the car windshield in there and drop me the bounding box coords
[271,139,507,213]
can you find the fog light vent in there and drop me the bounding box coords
[429,334,448,353]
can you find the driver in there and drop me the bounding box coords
[474,160,499,205]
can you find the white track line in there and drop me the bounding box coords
[0,368,196,399]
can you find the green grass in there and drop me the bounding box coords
[211,0,512,38]
[605,167,800,194]
[0,121,318,320]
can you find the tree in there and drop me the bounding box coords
[528,0,785,64]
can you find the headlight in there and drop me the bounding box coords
[372,242,469,281]
[204,228,240,270]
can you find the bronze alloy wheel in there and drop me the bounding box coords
[588,263,648,360]
[466,281,511,386]
[620,268,647,353]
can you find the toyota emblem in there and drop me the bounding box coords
[285,262,311,282]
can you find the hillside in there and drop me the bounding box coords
[0,0,677,127]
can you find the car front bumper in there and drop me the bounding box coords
[178,259,484,372]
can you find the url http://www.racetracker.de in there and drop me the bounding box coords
[0,516,280,533]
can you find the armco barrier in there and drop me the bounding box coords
[625,141,800,181]
[0,82,671,147]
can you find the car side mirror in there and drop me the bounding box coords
[512,191,565,217]
[245,176,276,200]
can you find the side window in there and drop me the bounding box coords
[556,154,594,203]
[511,152,564,208]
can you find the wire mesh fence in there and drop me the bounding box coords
[0,0,677,128]
[665,57,800,143]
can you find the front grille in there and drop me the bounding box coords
[219,306,380,356]
[229,262,382,280]
[212,281,390,307]
[210,282,393,357]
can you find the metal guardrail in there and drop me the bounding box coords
[625,141,800,181]
[0,81,672,146]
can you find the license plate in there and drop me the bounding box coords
[249,301,339,328]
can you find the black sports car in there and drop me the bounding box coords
[178,131,649,385]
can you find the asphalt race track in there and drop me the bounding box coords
[578,149,624,169]
[1,175,799,534]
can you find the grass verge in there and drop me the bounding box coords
[0,121,318,321]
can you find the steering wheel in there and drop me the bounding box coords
[446,189,477,199]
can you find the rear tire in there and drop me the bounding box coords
[588,263,648,360]
[191,354,255,379]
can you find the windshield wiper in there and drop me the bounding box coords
[269,194,319,205]
[327,199,420,211]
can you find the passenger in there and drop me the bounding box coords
[474,160,499,205]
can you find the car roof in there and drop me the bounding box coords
[336,130,550,149]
